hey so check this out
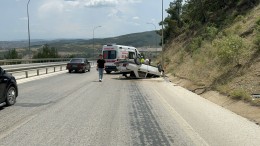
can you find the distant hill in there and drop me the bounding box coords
[0,31,160,50]
[94,31,161,47]
[0,39,52,50]
[0,31,161,59]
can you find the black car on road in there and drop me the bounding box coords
[0,67,18,107]
[66,58,91,73]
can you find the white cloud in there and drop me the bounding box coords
[83,0,119,8]
[125,0,142,3]
[132,22,140,26]
[38,0,65,16]
[63,0,142,8]
[19,17,28,21]
[0,0,168,40]
[65,0,80,7]
[151,18,156,22]
[132,16,139,20]
[34,0,146,38]
[108,9,124,19]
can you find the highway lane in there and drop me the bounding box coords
[0,70,260,145]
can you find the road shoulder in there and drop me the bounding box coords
[166,75,260,125]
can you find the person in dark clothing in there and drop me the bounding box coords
[157,62,164,74]
[96,54,106,82]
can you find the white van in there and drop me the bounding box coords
[102,44,140,74]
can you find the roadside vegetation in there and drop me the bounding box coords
[159,0,260,105]
[33,44,60,59]
[4,49,22,59]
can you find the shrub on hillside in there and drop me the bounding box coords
[165,56,170,64]
[235,24,242,32]
[203,26,218,40]
[234,15,245,23]
[213,35,245,64]
[255,19,260,50]
[256,18,260,26]
[185,37,203,53]
[230,89,251,101]
[254,34,260,51]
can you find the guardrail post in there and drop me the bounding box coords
[25,71,29,78]
[4,61,68,79]
[54,67,56,72]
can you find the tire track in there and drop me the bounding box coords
[128,82,172,146]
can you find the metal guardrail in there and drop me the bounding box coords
[0,58,71,65]
[2,60,95,80]
[6,63,67,72]
[4,63,67,72]
[5,63,68,80]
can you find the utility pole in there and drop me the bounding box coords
[146,22,157,57]
[27,0,31,59]
[161,0,164,75]
[93,26,101,59]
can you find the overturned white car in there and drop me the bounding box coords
[114,59,163,78]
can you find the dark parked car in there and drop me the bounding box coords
[0,67,18,107]
[66,58,91,73]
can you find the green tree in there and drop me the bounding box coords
[158,0,259,45]
[4,48,21,59]
[159,0,183,44]
[33,44,59,59]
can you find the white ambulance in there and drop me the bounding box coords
[102,44,140,74]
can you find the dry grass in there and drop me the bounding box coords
[163,4,260,105]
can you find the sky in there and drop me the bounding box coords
[0,0,172,41]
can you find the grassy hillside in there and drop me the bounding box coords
[163,4,260,105]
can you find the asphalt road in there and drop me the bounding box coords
[0,70,260,146]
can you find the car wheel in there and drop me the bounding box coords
[6,86,17,106]
[88,65,91,72]
[69,70,72,73]
[106,71,111,74]
[83,68,86,73]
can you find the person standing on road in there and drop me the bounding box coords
[144,58,149,65]
[157,62,164,75]
[140,56,145,64]
[96,54,106,82]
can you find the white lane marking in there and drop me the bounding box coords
[153,88,209,146]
